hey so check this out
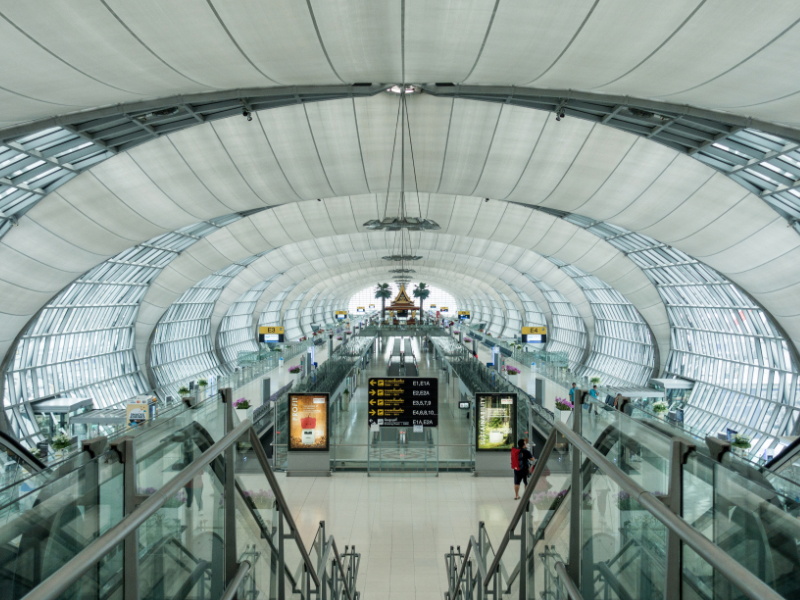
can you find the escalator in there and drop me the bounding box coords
[0,392,360,600]
[447,396,800,600]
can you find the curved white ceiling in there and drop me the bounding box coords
[1,94,797,371]
[3,2,800,128]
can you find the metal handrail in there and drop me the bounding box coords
[555,561,584,600]
[248,427,321,588]
[21,420,251,600]
[21,419,326,600]
[330,537,355,600]
[552,420,785,600]
[447,537,474,600]
[220,561,251,600]
[483,419,785,600]
[483,426,558,584]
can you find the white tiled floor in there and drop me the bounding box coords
[273,472,526,600]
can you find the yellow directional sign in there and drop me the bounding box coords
[258,326,285,334]
[521,326,547,335]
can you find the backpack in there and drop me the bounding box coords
[511,448,520,471]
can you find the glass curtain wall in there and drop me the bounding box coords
[529,276,587,369]
[549,259,655,387]
[565,214,800,457]
[508,285,548,327]
[150,253,269,399]
[217,275,281,366]
[1,215,245,445]
[499,292,522,338]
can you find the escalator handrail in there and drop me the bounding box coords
[550,420,785,600]
[21,420,258,600]
[0,430,45,472]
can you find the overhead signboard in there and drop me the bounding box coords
[476,393,517,451]
[429,304,436,308]
[356,306,365,313]
[441,307,449,312]
[335,310,348,320]
[258,326,285,343]
[288,393,329,451]
[368,377,438,427]
[521,326,547,344]
[458,311,470,321]
[369,304,375,309]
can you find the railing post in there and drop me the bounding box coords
[110,437,139,600]
[221,387,239,593]
[518,507,528,600]
[277,504,286,600]
[568,390,584,585]
[665,438,694,600]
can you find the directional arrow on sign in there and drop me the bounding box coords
[369,389,376,396]
[369,410,376,415]
[369,400,376,405]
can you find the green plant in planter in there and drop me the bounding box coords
[178,386,191,397]
[590,376,601,385]
[651,400,668,414]
[197,379,208,388]
[51,433,72,452]
[732,434,751,450]
[343,388,350,396]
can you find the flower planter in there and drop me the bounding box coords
[557,410,571,423]
[732,446,749,458]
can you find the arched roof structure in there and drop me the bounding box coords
[2,3,800,456]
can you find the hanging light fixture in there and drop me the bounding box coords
[371,83,438,272]
[388,268,416,273]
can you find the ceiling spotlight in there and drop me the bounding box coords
[386,84,421,95]
[242,108,252,121]
[363,217,440,231]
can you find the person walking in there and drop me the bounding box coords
[186,472,204,514]
[511,439,534,500]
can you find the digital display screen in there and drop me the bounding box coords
[289,394,329,451]
[336,314,346,320]
[525,335,543,343]
[459,401,470,409]
[476,393,517,451]
[259,333,281,342]
[459,314,470,320]
[357,307,365,313]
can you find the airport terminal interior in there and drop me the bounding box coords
[3,3,800,600]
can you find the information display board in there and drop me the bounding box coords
[441,307,449,313]
[369,304,375,309]
[368,377,438,427]
[458,311,470,321]
[288,393,329,450]
[521,326,547,344]
[429,304,436,309]
[335,310,347,320]
[258,326,285,343]
[356,306,365,313]
[476,392,517,451]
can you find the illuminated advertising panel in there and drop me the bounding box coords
[288,393,329,451]
[476,392,517,451]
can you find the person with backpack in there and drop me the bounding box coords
[511,439,534,500]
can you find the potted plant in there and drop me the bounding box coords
[234,398,253,420]
[197,378,208,389]
[51,433,72,458]
[732,434,751,457]
[590,376,601,385]
[288,365,302,374]
[651,400,669,419]
[554,397,573,423]
[178,386,192,402]
[503,365,520,378]
[464,337,472,343]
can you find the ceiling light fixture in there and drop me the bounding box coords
[386,84,421,95]
[388,268,416,273]
[382,255,422,261]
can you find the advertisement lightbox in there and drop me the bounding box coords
[476,392,517,451]
[289,393,329,451]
